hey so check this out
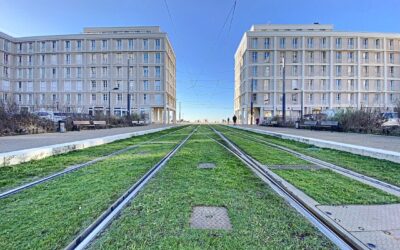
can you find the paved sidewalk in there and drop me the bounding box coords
[238,125,400,153]
[0,125,170,153]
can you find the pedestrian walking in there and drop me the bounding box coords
[233,115,237,125]
[227,117,230,124]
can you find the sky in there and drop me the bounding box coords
[1,0,400,122]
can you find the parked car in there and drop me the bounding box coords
[381,112,400,127]
[34,111,54,121]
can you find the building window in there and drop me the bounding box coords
[252,66,257,76]
[363,80,369,90]
[65,41,70,51]
[91,80,97,89]
[336,93,341,103]
[91,40,96,50]
[363,38,368,49]
[143,39,148,49]
[143,80,149,91]
[155,80,161,91]
[265,66,270,77]
[335,38,342,48]
[116,39,122,50]
[264,52,270,62]
[336,79,341,90]
[91,67,96,77]
[77,40,82,50]
[155,66,161,78]
[92,94,96,101]
[292,38,298,48]
[143,66,149,77]
[336,51,342,61]
[348,38,354,48]
[103,80,108,90]
[336,65,341,76]
[279,38,285,48]
[103,94,108,101]
[143,53,149,63]
[143,94,147,103]
[251,38,258,49]
[375,39,380,49]
[252,52,258,63]
[129,39,134,49]
[156,53,161,63]
[307,37,313,48]
[264,38,270,49]
[320,37,327,48]
[155,39,160,50]
[102,40,108,50]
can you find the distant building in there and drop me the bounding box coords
[0,26,176,124]
[234,24,400,124]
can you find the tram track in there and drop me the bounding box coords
[65,126,198,250]
[220,125,400,197]
[0,126,188,199]
[210,125,366,250]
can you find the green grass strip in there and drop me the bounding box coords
[274,169,400,205]
[0,126,185,193]
[219,129,308,166]
[224,125,400,187]
[0,126,193,249]
[88,126,336,249]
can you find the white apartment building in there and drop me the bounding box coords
[0,26,176,124]
[235,24,400,124]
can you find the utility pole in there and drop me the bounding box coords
[282,56,286,124]
[250,79,254,125]
[179,101,181,121]
[127,57,131,116]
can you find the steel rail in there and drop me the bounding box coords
[65,126,198,250]
[0,126,188,199]
[221,125,400,196]
[209,126,366,250]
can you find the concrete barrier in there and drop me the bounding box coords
[232,126,400,164]
[0,126,176,167]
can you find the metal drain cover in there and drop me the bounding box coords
[190,206,232,230]
[198,163,216,169]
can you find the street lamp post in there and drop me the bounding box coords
[250,79,254,125]
[281,56,286,124]
[109,87,119,120]
[127,57,131,117]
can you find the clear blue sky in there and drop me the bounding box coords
[1,0,400,122]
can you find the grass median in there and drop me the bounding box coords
[223,125,400,187]
[88,126,335,249]
[215,126,400,205]
[0,126,193,249]
[0,126,185,193]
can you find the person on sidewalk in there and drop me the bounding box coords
[233,115,237,125]
[227,117,230,124]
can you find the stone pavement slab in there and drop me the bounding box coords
[0,124,168,153]
[318,204,400,250]
[240,125,400,153]
[0,125,176,166]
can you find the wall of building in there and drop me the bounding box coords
[0,26,176,124]
[234,24,400,124]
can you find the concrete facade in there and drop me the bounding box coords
[235,24,400,124]
[0,26,176,124]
